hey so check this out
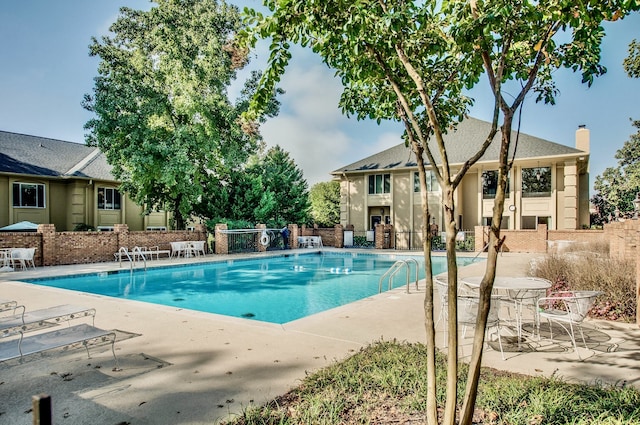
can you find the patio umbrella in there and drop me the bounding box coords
[0,221,39,232]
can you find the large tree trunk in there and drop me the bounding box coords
[413,142,439,425]
[442,185,459,425]
[459,114,513,424]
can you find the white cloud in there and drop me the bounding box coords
[259,50,406,186]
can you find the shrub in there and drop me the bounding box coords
[530,242,635,322]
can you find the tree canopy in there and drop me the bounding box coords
[198,145,309,227]
[240,1,638,423]
[624,39,640,78]
[592,119,640,222]
[309,181,340,227]
[83,0,276,229]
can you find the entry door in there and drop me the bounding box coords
[370,215,381,230]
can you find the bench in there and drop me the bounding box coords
[0,323,119,368]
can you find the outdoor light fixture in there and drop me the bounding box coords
[380,208,384,215]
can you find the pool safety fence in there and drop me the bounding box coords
[394,230,476,251]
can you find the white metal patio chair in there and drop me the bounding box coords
[458,294,506,360]
[536,290,603,359]
[434,275,481,347]
[10,248,35,269]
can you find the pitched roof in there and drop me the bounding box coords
[0,131,116,181]
[333,117,587,174]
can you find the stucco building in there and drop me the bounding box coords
[332,118,590,244]
[0,131,170,231]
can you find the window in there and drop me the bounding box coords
[368,174,391,194]
[413,171,440,192]
[12,182,45,208]
[98,187,121,210]
[522,216,551,230]
[483,216,509,229]
[482,170,510,199]
[522,167,551,198]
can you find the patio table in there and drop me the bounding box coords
[460,276,552,346]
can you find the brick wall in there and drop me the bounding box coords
[474,224,606,254]
[0,232,43,265]
[0,224,207,266]
[300,225,340,247]
[604,220,639,261]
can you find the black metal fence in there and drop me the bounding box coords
[395,230,475,252]
[347,230,376,248]
[225,230,285,254]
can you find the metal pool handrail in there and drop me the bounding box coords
[378,258,420,293]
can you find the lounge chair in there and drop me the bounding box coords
[0,304,96,337]
[0,323,118,367]
[114,246,170,262]
[0,304,118,368]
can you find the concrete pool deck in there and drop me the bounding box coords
[1,250,639,424]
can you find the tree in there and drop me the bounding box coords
[198,145,309,227]
[624,39,640,78]
[309,181,340,227]
[83,0,264,229]
[252,145,310,227]
[240,1,638,423]
[592,120,640,221]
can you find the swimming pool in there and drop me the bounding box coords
[24,252,478,324]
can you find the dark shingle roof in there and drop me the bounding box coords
[0,131,116,181]
[333,117,586,174]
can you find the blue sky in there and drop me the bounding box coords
[1,1,639,188]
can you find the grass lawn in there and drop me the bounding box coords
[221,340,640,424]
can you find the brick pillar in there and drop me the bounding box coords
[384,224,395,249]
[537,224,548,253]
[334,224,344,248]
[215,223,228,255]
[375,224,384,249]
[474,226,484,252]
[289,224,299,249]
[256,224,267,252]
[114,224,129,251]
[37,224,56,267]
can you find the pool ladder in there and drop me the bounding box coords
[118,246,147,271]
[378,259,419,293]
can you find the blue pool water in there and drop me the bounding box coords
[24,252,477,324]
